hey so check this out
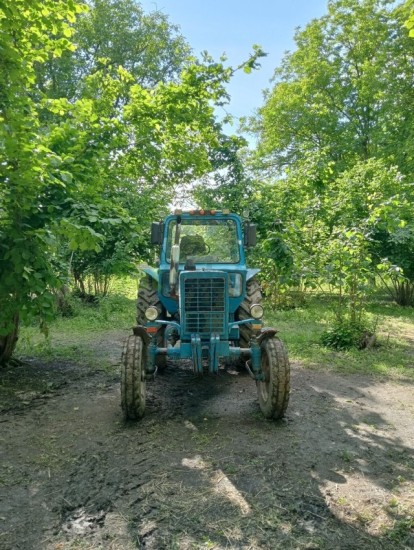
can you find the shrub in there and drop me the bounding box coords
[321,318,376,350]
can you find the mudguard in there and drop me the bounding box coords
[140,266,159,282]
[257,328,278,345]
[132,325,151,344]
[247,268,260,281]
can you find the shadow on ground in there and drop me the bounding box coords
[0,357,413,549]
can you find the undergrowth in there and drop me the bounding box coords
[265,293,414,378]
[16,277,137,369]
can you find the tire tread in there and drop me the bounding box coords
[257,337,290,419]
[121,335,146,420]
[237,278,263,347]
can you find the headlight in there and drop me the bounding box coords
[250,304,264,319]
[145,306,159,321]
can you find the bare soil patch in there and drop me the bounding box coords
[0,332,413,549]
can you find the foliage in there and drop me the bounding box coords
[0,0,88,364]
[405,13,414,36]
[248,153,412,330]
[34,0,192,100]
[188,47,267,212]
[17,285,137,369]
[369,173,414,305]
[0,1,257,365]
[246,0,414,335]
[266,293,414,376]
[253,0,414,179]
[404,0,414,37]
[62,200,141,296]
[192,136,253,212]
[320,317,374,350]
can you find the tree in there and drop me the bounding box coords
[253,0,414,180]
[0,1,261,365]
[0,0,88,364]
[246,0,414,322]
[35,0,191,100]
[404,0,414,36]
[368,171,414,306]
[62,45,266,291]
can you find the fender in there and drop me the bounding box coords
[257,328,278,345]
[140,266,159,283]
[132,325,151,344]
[247,268,260,281]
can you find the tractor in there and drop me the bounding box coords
[121,209,290,420]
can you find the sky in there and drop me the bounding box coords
[140,0,329,134]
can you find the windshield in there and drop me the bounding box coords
[166,219,240,264]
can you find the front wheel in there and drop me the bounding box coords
[257,337,290,419]
[121,335,146,420]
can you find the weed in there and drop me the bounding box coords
[201,536,216,548]
[388,496,399,508]
[356,510,374,524]
[16,284,137,369]
[340,450,352,463]
[191,431,218,447]
[321,318,374,350]
[395,475,407,485]
[385,516,414,544]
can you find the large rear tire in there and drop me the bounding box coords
[237,278,262,347]
[121,335,146,420]
[257,337,290,419]
[137,276,167,370]
[137,276,163,324]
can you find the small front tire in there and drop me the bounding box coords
[121,335,146,420]
[257,337,290,419]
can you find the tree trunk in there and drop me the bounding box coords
[395,281,414,307]
[0,314,19,367]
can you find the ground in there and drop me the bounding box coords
[0,330,413,549]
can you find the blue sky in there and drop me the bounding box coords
[140,0,329,129]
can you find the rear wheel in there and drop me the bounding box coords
[121,335,146,420]
[237,278,262,347]
[257,337,290,419]
[226,278,262,370]
[137,276,167,369]
[137,276,163,324]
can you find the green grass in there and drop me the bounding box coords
[15,279,414,379]
[16,277,138,369]
[266,294,414,378]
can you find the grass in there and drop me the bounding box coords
[14,279,414,379]
[266,294,414,379]
[16,277,138,369]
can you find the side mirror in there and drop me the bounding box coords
[244,222,257,247]
[151,222,164,245]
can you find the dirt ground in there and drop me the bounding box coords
[0,330,413,550]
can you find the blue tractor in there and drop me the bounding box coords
[121,210,290,420]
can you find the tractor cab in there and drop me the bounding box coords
[149,210,258,316]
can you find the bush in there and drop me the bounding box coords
[321,318,376,350]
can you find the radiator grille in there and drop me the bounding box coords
[183,276,226,337]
